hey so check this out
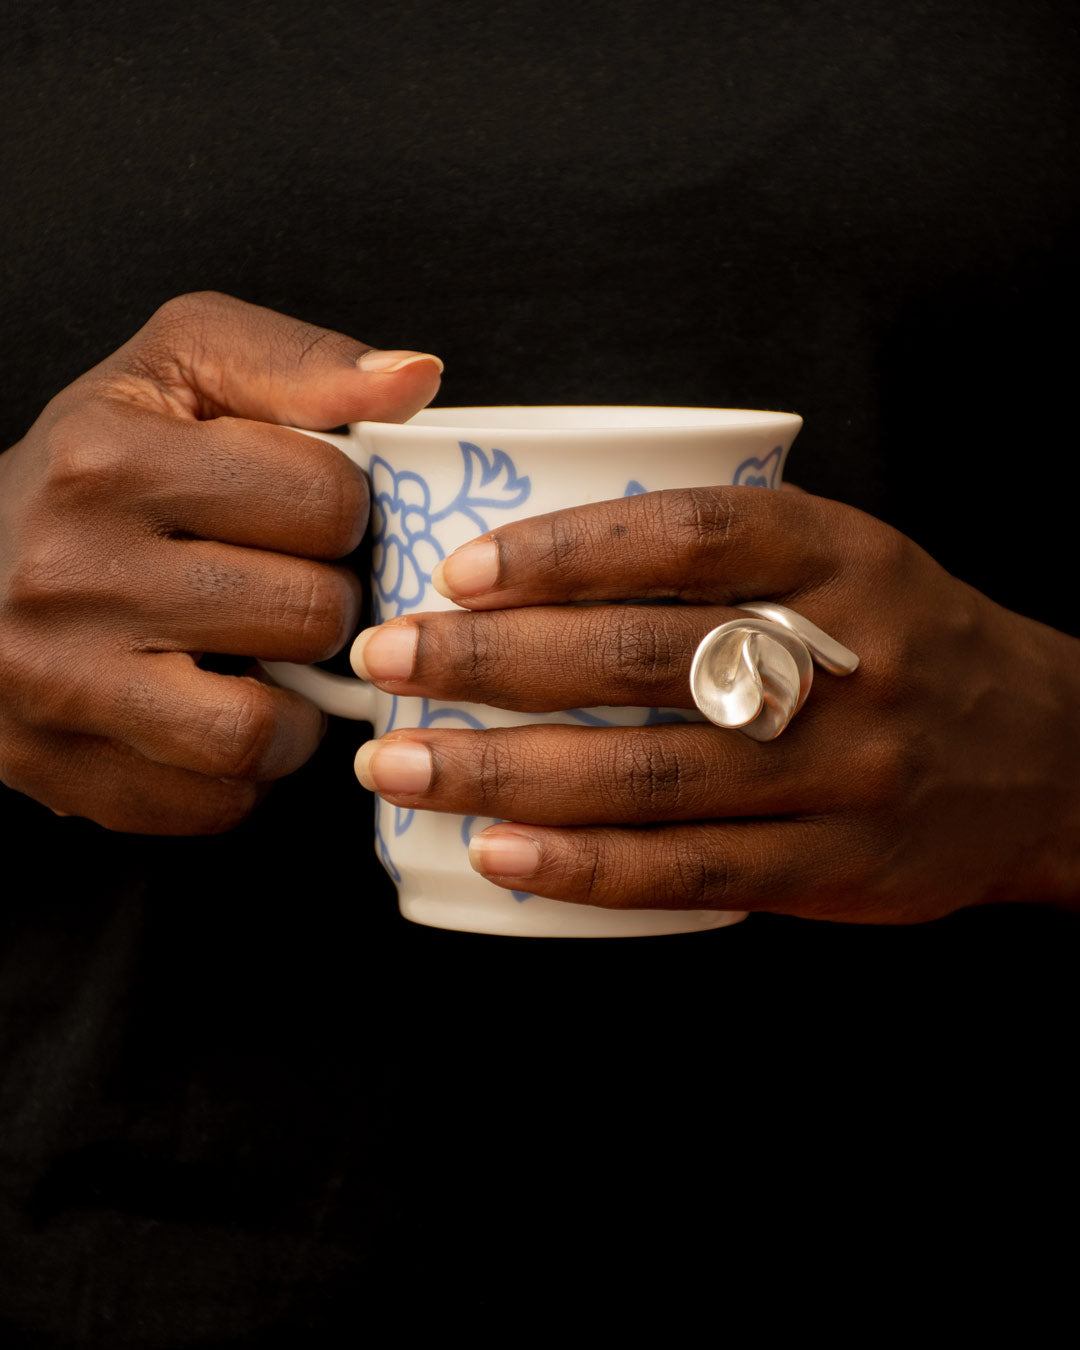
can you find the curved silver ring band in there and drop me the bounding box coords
[689,602,859,742]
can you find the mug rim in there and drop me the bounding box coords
[355,404,803,434]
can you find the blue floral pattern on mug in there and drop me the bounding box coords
[373,454,780,899]
[733,445,783,489]
[370,440,531,619]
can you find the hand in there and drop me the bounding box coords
[0,292,442,832]
[349,487,1080,923]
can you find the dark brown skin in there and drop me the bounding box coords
[352,488,1080,923]
[4,293,1077,923]
[0,292,442,833]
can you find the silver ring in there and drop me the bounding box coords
[689,602,859,741]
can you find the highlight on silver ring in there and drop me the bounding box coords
[689,601,859,741]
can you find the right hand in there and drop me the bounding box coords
[0,291,442,833]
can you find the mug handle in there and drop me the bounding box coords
[257,428,378,722]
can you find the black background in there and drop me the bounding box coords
[2,1,1078,1344]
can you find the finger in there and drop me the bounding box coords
[353,721,840,824]
[71,538,364,664]
[78,654,328,781]
[129,412,373,559]
[352,604,741,711]
[95,291,443,429]
[430,486,857,609]
[465,818,857,916]
[0,722,265,835]
[37,388,375,560]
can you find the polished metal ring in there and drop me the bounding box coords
[689,602,859,741]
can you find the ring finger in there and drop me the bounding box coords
[0,721,266,834]
[466,817,859,916]
[354,720,840,825]
[90,537,365,664]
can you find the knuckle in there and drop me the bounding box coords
[292,319,359,370]
[567,827,667,908]
[863,517,911,577]
[300,458,369,558]
[276,565,356,660]
[541,511,591,576]
[563,831,607,902]
[833,509,913,592]
[3,537,84,614]
[201,683,278,779]
[671,836,735,909]
[802,816,895,910]
[147,290,228,336]
[607,732,685,815]
[133,293,221,374]
[665,486,736,558]
[121,293,233,409]
[848,727,911,811]
[608,612,680,692]
[472,730,513,807]
[40,404,135,502]
[447,615,516,703]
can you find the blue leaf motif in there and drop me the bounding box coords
[364,441,537,893]
[368,445,532,616]
[455,441,532,511]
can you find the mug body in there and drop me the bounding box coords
[348,406,802,937]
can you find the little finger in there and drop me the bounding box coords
[99,653,329,781]
[0,723,264,835]
[466,818,855,916]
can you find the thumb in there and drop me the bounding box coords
[100,291,443,428]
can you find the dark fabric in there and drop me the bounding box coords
[2,1,1078,1343]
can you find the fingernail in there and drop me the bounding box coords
[351,623,418,681]
[432,539,499,599]
[354,739,433,794]
[357,349,445,374]
[468,830,541,878]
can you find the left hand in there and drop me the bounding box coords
[348,486,1080,924]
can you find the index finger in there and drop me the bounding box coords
[90,290,443,429]
[430,486,855,609]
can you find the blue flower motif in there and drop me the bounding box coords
[733,446,782,489]
[371,455,694,904]
[369,443,532,618]
[369,458,445,620]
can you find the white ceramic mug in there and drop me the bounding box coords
[263,406,802,937]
